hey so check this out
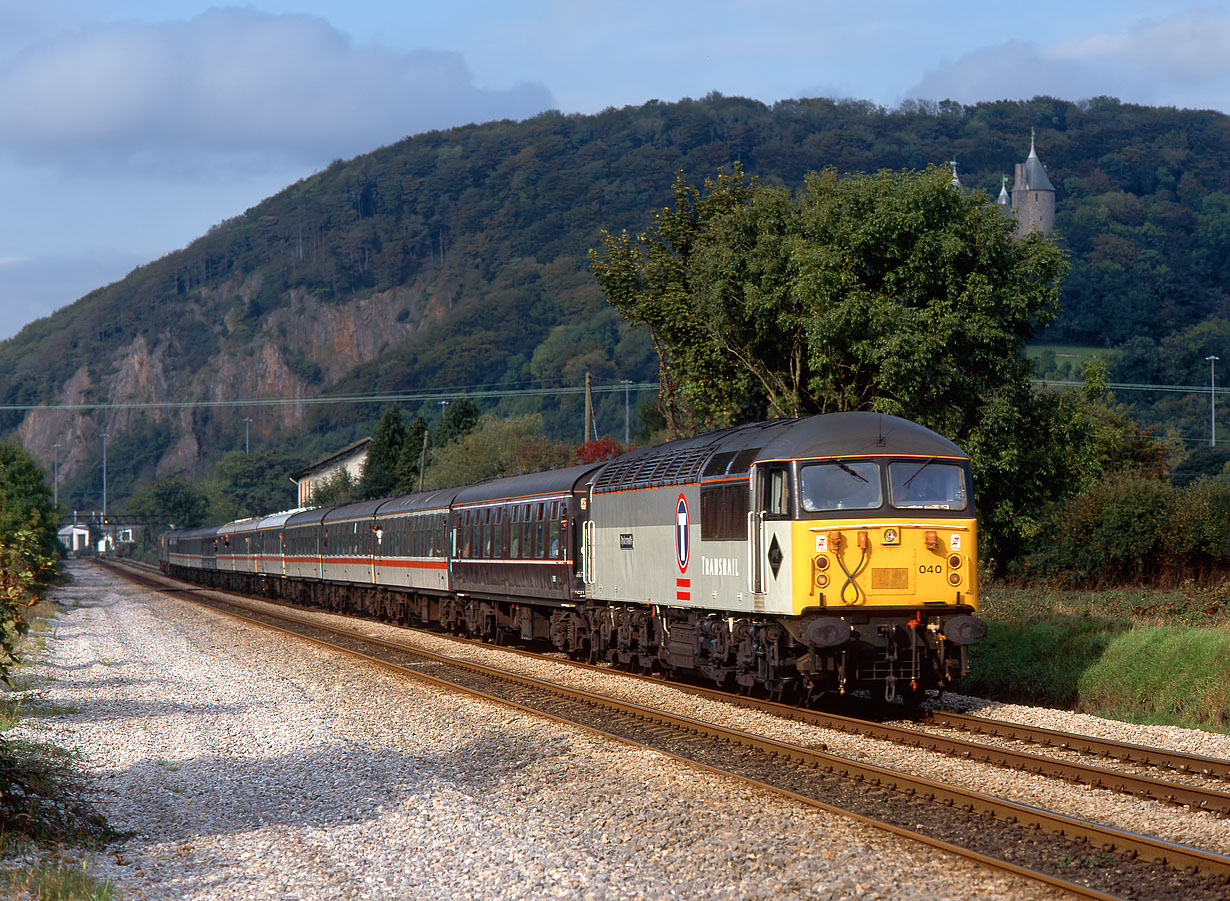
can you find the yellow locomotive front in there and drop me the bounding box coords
[749,420,986,701]
[796,456,976,610]
[783,454,985,700]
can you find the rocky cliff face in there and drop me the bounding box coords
[17,276,444,485]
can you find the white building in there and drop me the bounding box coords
[288,438,371,506]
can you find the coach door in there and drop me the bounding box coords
[750,464,791,609]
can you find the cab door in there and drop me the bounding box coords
[750,464,792,612]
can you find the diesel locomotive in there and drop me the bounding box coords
[161,412,986,702]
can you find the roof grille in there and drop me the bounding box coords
[592,445,714,494]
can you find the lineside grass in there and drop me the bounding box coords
[0,859,112,901]
[1,597,115,901]
[967,583,1230,732]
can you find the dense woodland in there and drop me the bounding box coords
[3,93,1230,540]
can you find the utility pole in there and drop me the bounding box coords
[418,431,430,492]
[621,379,632,444]
[584,372,593,444]
[52,443,59,508]
[243,417,253,454]
[1208,355,1220,447]
[101,433,109,521]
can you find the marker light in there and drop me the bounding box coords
[947,553,962,569]
[948,572,962,586]
[814,556,830,571]
[882,527,900,545]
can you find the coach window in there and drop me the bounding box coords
[548,501,561,558]
[536,503,547,558]
[494,507,505,557]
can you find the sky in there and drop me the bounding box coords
[1,1,1228,341]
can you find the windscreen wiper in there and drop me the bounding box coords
[836,460,868,482]
[903,457,935,486]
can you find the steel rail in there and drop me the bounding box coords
[115,560,1230,813]
[102,561,1120,900]
[927,710,1230,779]
[103,560,1230,891]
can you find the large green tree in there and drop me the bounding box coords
[592,164,1074,559]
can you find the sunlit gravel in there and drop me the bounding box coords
[14,559,1177,900]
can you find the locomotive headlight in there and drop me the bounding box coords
[882,527,900,545]
[948,572,962,586]
[816,573,830,588]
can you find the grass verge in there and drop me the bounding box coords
[968,582,1230,731]
[1,598,116,900]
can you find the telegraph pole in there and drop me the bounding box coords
[243,417,253,454]
[584,372,593,444]
[621,379,632,444]
[52,443,59,508]
[1209,355,1220,447]
[101,433,109,520]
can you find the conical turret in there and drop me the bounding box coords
[1011,129,1055,235]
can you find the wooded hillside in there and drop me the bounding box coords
[2,93,1227,512]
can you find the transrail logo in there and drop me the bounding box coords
[675,494,689,573]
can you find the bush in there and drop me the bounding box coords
[1015,473,1230,587]
[0,444,59,682]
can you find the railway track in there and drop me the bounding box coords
[100,560,1230,899]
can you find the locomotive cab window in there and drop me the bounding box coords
[800,461,883,512]
[889,461,968,510]
[758,466,792,520]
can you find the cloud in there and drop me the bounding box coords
[0,7,555,176]
[903,8,1230,112]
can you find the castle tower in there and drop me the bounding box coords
[997,175,1011,209]
[1011,129,1055,236]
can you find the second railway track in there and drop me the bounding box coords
[105,560,1230,899]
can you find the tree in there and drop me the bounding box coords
[590,167,758,433]
[310,468,356,506]
[214,450,302,519]
[0,443,58,682]
[575,436,625,464]
[358,406,406,499]
[394,416,429,493]
[423,414,570,489]
[128,478,211,535]
[593,164,1072,559]
[434,397,480,447]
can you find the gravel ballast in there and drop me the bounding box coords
[5,560,1142,899]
